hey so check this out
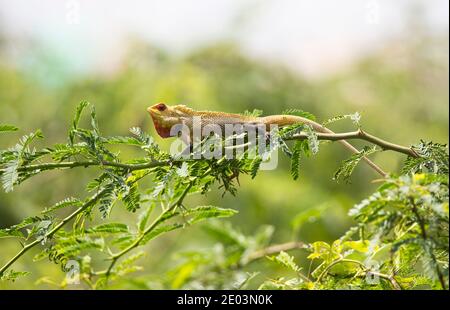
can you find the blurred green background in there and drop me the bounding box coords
[0,0,448,289]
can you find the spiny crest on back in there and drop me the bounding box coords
[173,105,194,115]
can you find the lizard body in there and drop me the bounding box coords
[147,103,386,176]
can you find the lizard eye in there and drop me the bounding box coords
[156,103,167,112]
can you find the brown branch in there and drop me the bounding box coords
[287,129,419,158]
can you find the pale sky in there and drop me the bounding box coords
[0,0,448,77]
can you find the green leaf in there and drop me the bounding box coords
[185,206,238,225]
[342,240,370,253]
[243,109,263,117]
[130,127,152,145]
[258,280,285,290]
[0,228,24,238]
[17,130,44,152]
[0,124,19,133]
[0,216,50,239]
[87,223,129,234]
[201,221,249,247]
[47,143,86,162]
[137,203,155,232]
[278,123,305,138]
[333,146,378,183]
[1,158,19,193]
[140,223,184,245]
[402,141,448,175]
[304,125,319,155]
[121,183,140,213]
[282,109,316,121]
[42,197,82,214]
[130,126,159,155]
[322,112,361,127]
[47,236,104,265]
[0,270,29,281]
[176,162,189,178]
[86,173,109,192]
[69,101,90,145]
[250,156,262,179]
[139,207,238,247]
[111,234,135,248]
[307,241,331,260]
[74,101,90,128]
[112,251,145,276]
[268,251,301,273]
[170,261,197,289]
[290,141,302,180]
[98,183,117,218]
[155,209,181,226]
[90,106,100,136]
[104,136,142,146]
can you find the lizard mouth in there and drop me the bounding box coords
[147,105,172,138]
[149,114,172,138]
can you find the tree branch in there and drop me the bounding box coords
[10,160,171,174]
[1,128,419,181]
[0,189,107,276]
[287,129,419,158]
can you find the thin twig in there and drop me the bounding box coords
[8,160,171,174]
[287,129,419,158]
[1,129,419,179]
[1,128,420,182]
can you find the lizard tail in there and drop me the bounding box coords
[261,115,387,177]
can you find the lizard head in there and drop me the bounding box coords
[147,103,193,138]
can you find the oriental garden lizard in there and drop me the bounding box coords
[147,103,386,177]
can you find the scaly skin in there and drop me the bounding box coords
[147,103,386,176]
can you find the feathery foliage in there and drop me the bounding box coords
[0,101,447,290]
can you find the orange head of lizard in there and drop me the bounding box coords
[147,103,192,138]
